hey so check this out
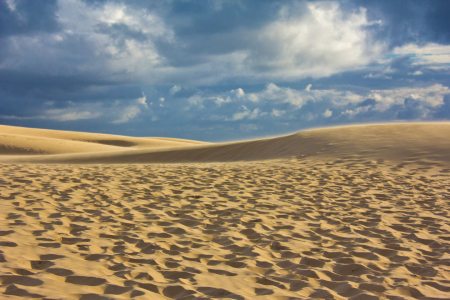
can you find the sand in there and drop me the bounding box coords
[1,123,450,299]
[0,125,208,155]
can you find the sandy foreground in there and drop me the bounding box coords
[0,123,450,300]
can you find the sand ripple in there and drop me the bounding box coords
[1,159,450,299]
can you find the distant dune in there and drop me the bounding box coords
[1,123,449,165]
[0,124,208,156]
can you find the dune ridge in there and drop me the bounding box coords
[1,123,450,165]
[1,123,450,299]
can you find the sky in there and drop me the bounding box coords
[1,0,450,142]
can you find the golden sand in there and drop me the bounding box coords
[0,123,450,299]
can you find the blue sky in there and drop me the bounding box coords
[1,0,450,141]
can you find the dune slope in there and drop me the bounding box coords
[0,125,208,155]
[1,123,450,165]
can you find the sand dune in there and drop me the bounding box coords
[1,123,450,165]
[1,123,450,299]
[0,125,208,155]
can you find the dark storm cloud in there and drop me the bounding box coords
[151,0,282,67]
[346,0,450,48]
[0,0,59,37]
[0,69,142,102]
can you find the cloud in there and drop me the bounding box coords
[232,88,245,98]
[46,109,102,121]
[136,94,147,108]
[341,106,371,117]
[243,2,383,79]
[357,98,377,107]
[169,85,181,95]
[112,105,140,124]
[0,0,172,82]
[174,83,450,127]
[253,83,310,108]
[323,109,333,118]
[1,104,102,121]
[347,1,450,48]
[272,109,285,117]
[251,83,364,108]
[363,73,392,79]
[240,124,258,131]
[1,95,152,125]
[0,0,387,87]
[393,43,450,64]
[229,106,260,121]
[434,94,450,119]
[0,0,59,38]
[367,84,450,109]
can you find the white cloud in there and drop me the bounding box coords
[248,94,258,102]
[187,94,204,107]
[393,43,450,64]
[180,83,450,122]
[184,83,366,114]
[1,110,101,121]
[7,97,153,124]
[47,109,101,121]
[137,94,147,108]
[341,106,370,117]
[232,88,245,98]
[301,112,317,121]
[229,106,260,121]
[1,104,102,122]
[113,105,141,124]
[258,83,308,108]
[363,73,392,79]
[5,0,16,11]
[187,88,244,108]
[305,84,312,91]
[272,109,285,117]
[240,124,258,131]
[170,85,181,94]
[368,84,450,110]
[426,66,450,71]
[245,2,383,79]
[254,83,363,108]
[323,109,333,118]
[214,96,232,107]
[111,94,149,123]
